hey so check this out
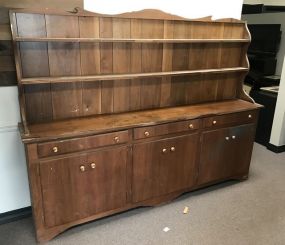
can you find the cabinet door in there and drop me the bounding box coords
[132,134,199,203]
[40,147,128,227]
[198,124,255,185]
[226,124,256,177]
[198,127,232,185]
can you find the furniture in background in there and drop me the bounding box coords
[250,89,277,146]
[10,8,261,242]
[244,24,281,147]
[245,24,281,89]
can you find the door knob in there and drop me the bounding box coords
[114,136,119,143]
[144,131,150,137]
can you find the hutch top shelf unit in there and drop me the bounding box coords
[10,7,256,139]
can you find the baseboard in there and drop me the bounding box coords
[0,206,32,225]
[267,143,285,153]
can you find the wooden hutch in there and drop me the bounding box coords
[10,8,261,242]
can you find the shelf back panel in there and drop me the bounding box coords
[11,10,250,124]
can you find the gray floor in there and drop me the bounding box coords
[0,143,285,245]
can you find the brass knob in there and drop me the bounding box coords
[52,146,58,153]
[144,131,150,137]
[212,120,217,125]
[232,135,236,139]
[170,146,175,152]
[189,124,194,129]
[114,136,119,143]
[90,163,96,169]
[225,137,230,141]
[162,148,167,153]
[248,114,252,118]
[80,165,85,172]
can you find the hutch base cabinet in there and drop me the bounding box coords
[10,8,261,242]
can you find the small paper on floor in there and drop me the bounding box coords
[183,206,189,214]
[163,227,170,232]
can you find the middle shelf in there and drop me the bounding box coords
[21,67,248,84]
[15,37,250,43]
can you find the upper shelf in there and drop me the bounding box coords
[20,67,248,84]
[15,37,250,43]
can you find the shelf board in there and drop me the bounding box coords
[15,37,250,43]
[21,67,248,84]
[21,99,262,143]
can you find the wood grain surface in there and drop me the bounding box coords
[11,10,251,123]
[0,1,83,86]
[21,99,261,142]
[11,8,259,243]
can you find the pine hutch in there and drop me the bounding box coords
[10,8,261,242]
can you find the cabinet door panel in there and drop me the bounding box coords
[226,124,255,176]
[198,127,231,185]
[132,140,161,203]
[85,147,128,214]
[198,124,256,185]
[132,134,198,203]
[40,147,127,227]
[159,134,198,195]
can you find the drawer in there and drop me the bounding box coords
[37,130,129,158]
[133,119,199,140]
[203,110,258,128]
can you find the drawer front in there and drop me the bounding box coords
[203,110,258,128]
[133,119,200,140]
[37,130,129,158]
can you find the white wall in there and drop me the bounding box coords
[0,87,30,213]
[84,0,243,20]
[0,87,21,127]
[0,128,30,213]
[270,57,285,146]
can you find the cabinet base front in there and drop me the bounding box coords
[34,176,249,242]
